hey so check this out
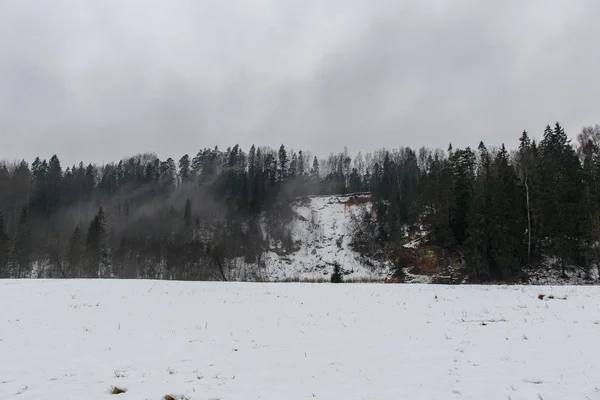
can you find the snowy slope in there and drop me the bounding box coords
[2,280,600,400]
[233,194,390,282]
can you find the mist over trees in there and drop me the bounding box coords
[1,123,599,282]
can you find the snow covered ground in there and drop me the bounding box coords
[1,280,599,400]
[233,194,389,282]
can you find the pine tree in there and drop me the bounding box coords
[289,152,298,180]
[297,151,306,178]
[46,155,62,215]
[178,154,191,184]
[83,164,96,200]
[183,198,192,227]
[278,145,288,184]
[85,207,107,278]
[539,123,584,275]
[160,158,177,189]
[449,147,476,246]
[67,225,84,278]
[416,152,453,247]
[489,144,522,279]
[349,168,362,193]
[311,157,320,180]
[31,157,49,216]
[249,147,264,215]
[331,261,343,283]
[191,150,203,178]
[0,210,9,278]
[465,142,493,281]
[14,206,31,278]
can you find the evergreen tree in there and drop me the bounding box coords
[465,142,493,281]
[178,154,191,184]
[85,207,107,278]
[13,206,31,278]
[297,151,306,178]
[489,144,523,279]
[331,261,343,283]
[278,145,288,184]
[349,168,362,193]
[31,157,49,216]
[449,147,476,246]
[160,158,177,189]
[183,198,192,232]
[311,157,320,180]
[289,152,298,180]
[0,210,9,278]
[538,123,584,275]
[67,225,84,278]
[46,155,62,215]
[191,150,203,177]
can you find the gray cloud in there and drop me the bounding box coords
[1,0,599,166]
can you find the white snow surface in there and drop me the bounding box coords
[2,280,600,400]
[233,194,389,282]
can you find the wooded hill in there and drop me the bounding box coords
[1,122,599,283]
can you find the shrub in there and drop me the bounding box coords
[110,386,127,395]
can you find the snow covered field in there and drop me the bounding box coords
[1,280,599,400]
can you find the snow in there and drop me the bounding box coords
[233,194,389,282]
[2,280,600,400]
[526,257,600,285]
[403,268,434,284]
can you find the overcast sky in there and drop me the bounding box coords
[1,0,599,166]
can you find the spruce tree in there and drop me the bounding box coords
[67,225,84,278]
[14,206,31,278]
[539,123,584,275]
[331,261,343,283]
[278,145,288,184]
[465,142,493,281]
[289,152,298,181]
[297,151,306,178]
[85,207,107,278]
[489,144,522,279]
[31,157,49,216]
[46,155,62,215]
[449,147,476,246]
[178,154,191,184]
[349,168,362,193]
[311,157,320,180]
[0,210,9,278]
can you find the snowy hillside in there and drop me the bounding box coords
[2,280,600,399]
[231,194,390,282]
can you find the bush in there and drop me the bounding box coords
[110,386,127,395]
[331,262,343,283]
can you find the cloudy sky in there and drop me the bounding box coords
[1,0,599,165]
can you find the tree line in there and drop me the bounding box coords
[1,122,599,282]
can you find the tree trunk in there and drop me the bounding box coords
[213,254,228,281]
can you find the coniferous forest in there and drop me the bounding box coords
[1,123,600,282]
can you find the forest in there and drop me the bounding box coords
[1,122,600,282]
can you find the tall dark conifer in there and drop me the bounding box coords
[0,210,9,278]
